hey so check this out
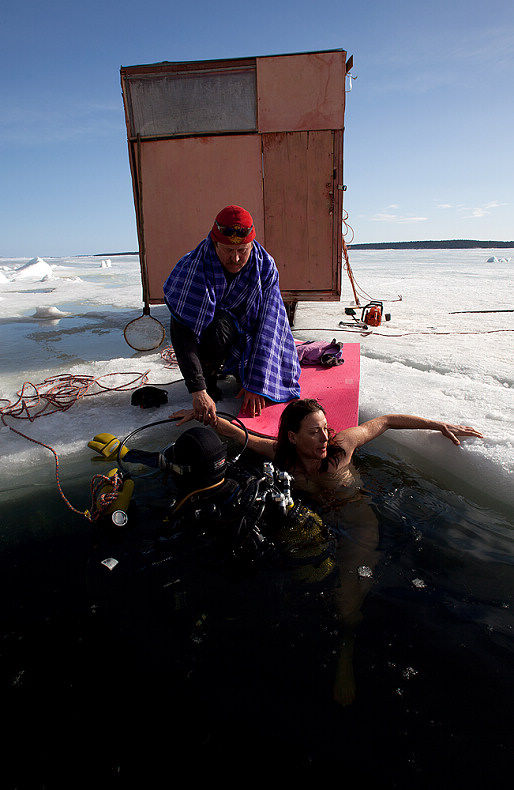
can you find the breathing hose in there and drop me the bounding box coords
[116,412,249,475]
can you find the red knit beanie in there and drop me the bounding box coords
[210,205,256,245]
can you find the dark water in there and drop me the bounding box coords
[1,451,512,788]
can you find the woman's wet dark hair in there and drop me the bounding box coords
[274,398,344,472]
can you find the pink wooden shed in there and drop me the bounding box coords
[120,49,352,320]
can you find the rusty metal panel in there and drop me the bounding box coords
[256,51,345,133]
[136,135,264,303]
[262,131,337,292]
[124,66,257,137]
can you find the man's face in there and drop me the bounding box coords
[214,241,253,275]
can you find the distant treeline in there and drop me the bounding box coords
[349,240,514,250]
[93,252,139,257]
[90,240,514,256]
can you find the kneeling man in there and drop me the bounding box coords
[163,205,300,423]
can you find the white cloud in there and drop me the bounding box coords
[436,203,453,209]
[372,213,398,221]
[371,212,428,223]
[458,201,508,219]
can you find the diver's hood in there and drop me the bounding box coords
[165,426,227,488]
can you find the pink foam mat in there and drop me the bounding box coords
[238,342,360,437]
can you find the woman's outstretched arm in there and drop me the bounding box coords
[169,409,276,459]
[336,415,483,458]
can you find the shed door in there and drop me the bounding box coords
[262,131,337,292]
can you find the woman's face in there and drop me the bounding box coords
[288,410,329,462]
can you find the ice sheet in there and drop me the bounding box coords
[0,250,512,515]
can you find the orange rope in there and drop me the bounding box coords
[0,412,92,518]
[342,236,361,306]
[0,372,151,422]
[88,469,125,522]
[341,210,402,304]
[363,328,514,337]
[0,370,152,520]
[160,345,179,368]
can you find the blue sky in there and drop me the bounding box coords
[1,0,513,255]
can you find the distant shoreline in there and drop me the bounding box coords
[348,240,514,250]
[89,240,514,256]
[92,252,139,257]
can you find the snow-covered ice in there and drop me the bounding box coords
[0,248,512,515]
[32,306,70,319]
[12,256,54,281]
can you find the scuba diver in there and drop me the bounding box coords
[88,414,365,710]
[87,415,346,747]
[88,416,338,617]
[89,414,336,577]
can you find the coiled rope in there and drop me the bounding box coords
[0,370,175,521]
[160,345,179,368]
[88,469,125,522]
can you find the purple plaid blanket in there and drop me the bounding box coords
[163,237,300,402]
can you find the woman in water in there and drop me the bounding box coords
[171,398,482,500]
[170,400,482,705]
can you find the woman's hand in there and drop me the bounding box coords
[237,388,266,417]
[436,423,483,446]
[169,408,196,426]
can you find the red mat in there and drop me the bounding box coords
[238,342,360,437]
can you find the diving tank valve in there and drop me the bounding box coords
[271,491,287,516]
[263,461,274,480]
[276,470,293,507]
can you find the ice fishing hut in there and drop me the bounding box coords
[120,49,352,322]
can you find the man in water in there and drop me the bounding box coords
[163,205,300,424]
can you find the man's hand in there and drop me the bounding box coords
[191,390,218,426]
[237,388,266,417]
